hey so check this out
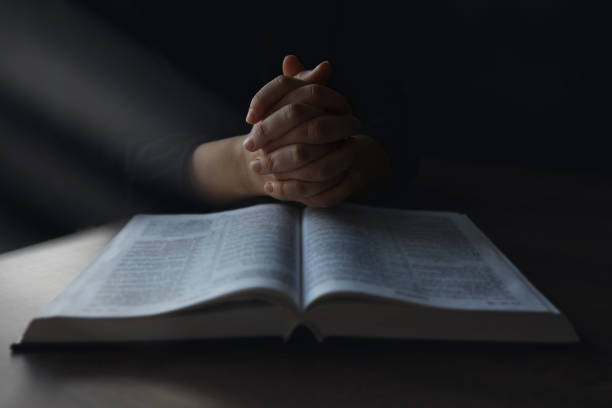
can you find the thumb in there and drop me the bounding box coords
[282,55,332,85]
[282,55,304,77]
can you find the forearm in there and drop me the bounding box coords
[190,134,264,205]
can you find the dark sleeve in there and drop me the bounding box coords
[123,136,205,209]
[117,73,246,212]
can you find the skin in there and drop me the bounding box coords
[190,55,391,207]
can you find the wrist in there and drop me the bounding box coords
[190,135,264,205]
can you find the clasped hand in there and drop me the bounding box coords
[242,55,390,207]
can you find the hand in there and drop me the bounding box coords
[189,56,391,207]
[243,56,391,207]
[243,59,356,153]
[245,55,333,124]
[265,133,391,207]
[189,57,340,205]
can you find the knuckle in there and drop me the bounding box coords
[253,122,265,143]
[272,181,284,198]
[274,75,289,88]
[284,104,297,122]
[261,153,275,172]
[293,144,308,163]
[278,182,291,199]
[274,181,286,198]
[284,103,303,122]
[307,118,323,141]
[307,84,324,100]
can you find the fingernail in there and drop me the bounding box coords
[250,159,262,173]
[246,108,256,123]
[243,135,255,151]
[264,182,274,194]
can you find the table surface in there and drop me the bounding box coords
[2,158,611,407]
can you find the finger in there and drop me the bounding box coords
[246,60,333,124]
[273,138,358,182]
[282,55,304,77]
[293,60,332,85]
[262,114,360,153]
[264,173,345,201]
[250,143,338,175]
[302,171,361,208]
[243,103,324,152]
[246,75,308,124]
[283,56,332,85]
[266,83,351,118]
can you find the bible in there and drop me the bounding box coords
[16,203,578,346]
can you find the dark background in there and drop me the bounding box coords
[1,1,610,252]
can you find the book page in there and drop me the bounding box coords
[302,204,556,312]
[39,204,301,317]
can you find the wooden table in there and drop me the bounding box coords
[2,158,611,407]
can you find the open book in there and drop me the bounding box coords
[17,204,578,346]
